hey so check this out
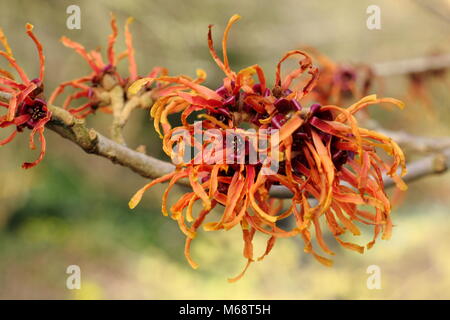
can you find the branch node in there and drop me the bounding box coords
[433,153,448,174]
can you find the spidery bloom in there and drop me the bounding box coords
[0,24,50,169]
[406,63,448,118]
[301,47,375,106]
[128,15,407,281]
[48,14,168,118]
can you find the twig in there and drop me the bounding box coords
[383,148,450,188]
[372,54,450,77]
[414,0,450,25]
[2,71,450,198]
[1,94,450,196]
[364,119,450,153]
[37,105,450,197]
[109,85,127,145]
[377,129,450,153]
[46,105,182,184]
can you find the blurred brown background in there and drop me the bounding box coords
[0,0,449,299]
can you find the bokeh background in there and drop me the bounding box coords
[0,0,449,299]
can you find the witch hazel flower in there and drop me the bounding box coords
[0,24,51,169]
[128,14,407,281]
[48,13,169,119]
[299,47,376,106]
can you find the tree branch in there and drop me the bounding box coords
[46,105,183,184]
[371,54,450,77]
[2,51,450,198]
[44,105,450,198]
[376,128,450,153]
[413,0,450,25]
[384,149,450,188]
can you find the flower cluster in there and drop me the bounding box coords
[129,15,407,281]
[302,47,375,106]
[406,63,447,117]
[0,24,50,169]
[0,13,410,282]
[48,14,168,119]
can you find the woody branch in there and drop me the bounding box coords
[372,53,450,77]
[2,93,450,198]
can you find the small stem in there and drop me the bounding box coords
[109,85,126,145]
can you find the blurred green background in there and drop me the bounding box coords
[0,0,449,299]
